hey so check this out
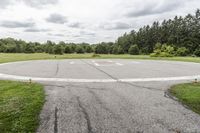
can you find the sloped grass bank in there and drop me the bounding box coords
[0,80,45,133]
[170,82,200,114]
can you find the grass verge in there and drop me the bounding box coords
[0,80,45,133]
[0,53,200,64]
[169,82,200,114]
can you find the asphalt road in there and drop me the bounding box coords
[0,59,200,133]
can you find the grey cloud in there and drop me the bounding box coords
[114,22,131,30]
[21,0,59,8]
[73,35,81,38]
[80,31,96,36]
[0,0,59,8]
[46,13,67,24]
[105,36,112,39]
[24,28,50,32]
[48,33,65,37]
[126,0,183,17]
[0,0,11,8]
[0,21,34,28]
[100,22,131,30]
[68,22,82,28]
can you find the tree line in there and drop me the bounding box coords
[0,9,200,56]
[0,39,94,54]
[115,9,200,57]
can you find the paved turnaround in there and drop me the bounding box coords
[0,59,200,133]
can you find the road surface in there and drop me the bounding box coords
[0,59,200,133]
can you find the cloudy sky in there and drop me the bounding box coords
[0,0,199,43]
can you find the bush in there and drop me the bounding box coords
[76,46,85,53]
[24,44,35,53]
[150,43,174,57]
[176,47,188,56]
[95,44,108,54]
[164,45,175,55]
[150,52,173,57]
[112,46,119,54]
[64,45,72,53]
[91,54,101,58]
[54,45,64,55]
[117,46,124,54]
[194,49,200,57]
[128,45,140,55]
[154,43,162,50]
[85,45,93,53]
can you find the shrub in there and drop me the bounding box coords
[91,54,101,58]
[117,46,124,54]
[112,46,119,54]
[64,45,72,54]
[150,43,174,57]
[85,46,93,53]
[194,49,200,57]
[76,46,85,53]
[165,45,175,55]
[176,47,188,56]
[128,45,140,55]
[54,45,64,55]
[150,52,173,57]
[24,44,35,53]
[95,44,108,54]
[154,43,162,50]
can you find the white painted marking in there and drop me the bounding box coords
[94,63,100,66]
[131,61,140,64]
[119,76,200,82]
[91,60,100,66]
[116,63,124,66]
[0,60,33,66]
[108,60,113,63]
[0,73,199,83]
[69,61,74,65]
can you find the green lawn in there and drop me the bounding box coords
[0,53,200,64]
[0,80,45,133]
[170,82,200,114]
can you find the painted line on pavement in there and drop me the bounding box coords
[0,73,199,83]
[69,61,75,65]
[131,61,141,64]
[92,60,100,66]
[116,63,124,66]
[94,63,100,66]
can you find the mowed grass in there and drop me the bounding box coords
[170,82,200,114]
[0,53,200,64]
[0,80,45,133]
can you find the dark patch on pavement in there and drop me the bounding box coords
[54,62,60,76]
[54,107,58,133]
[76,96,93,133]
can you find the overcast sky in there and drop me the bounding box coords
[0,0,199,43]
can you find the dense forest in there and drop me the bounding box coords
[0,9,200,57]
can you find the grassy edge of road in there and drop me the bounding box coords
[0,80,45,133]
[0,53,200,64]
[169,82,200,115]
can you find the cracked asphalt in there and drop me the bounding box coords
[0,59,200,132]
